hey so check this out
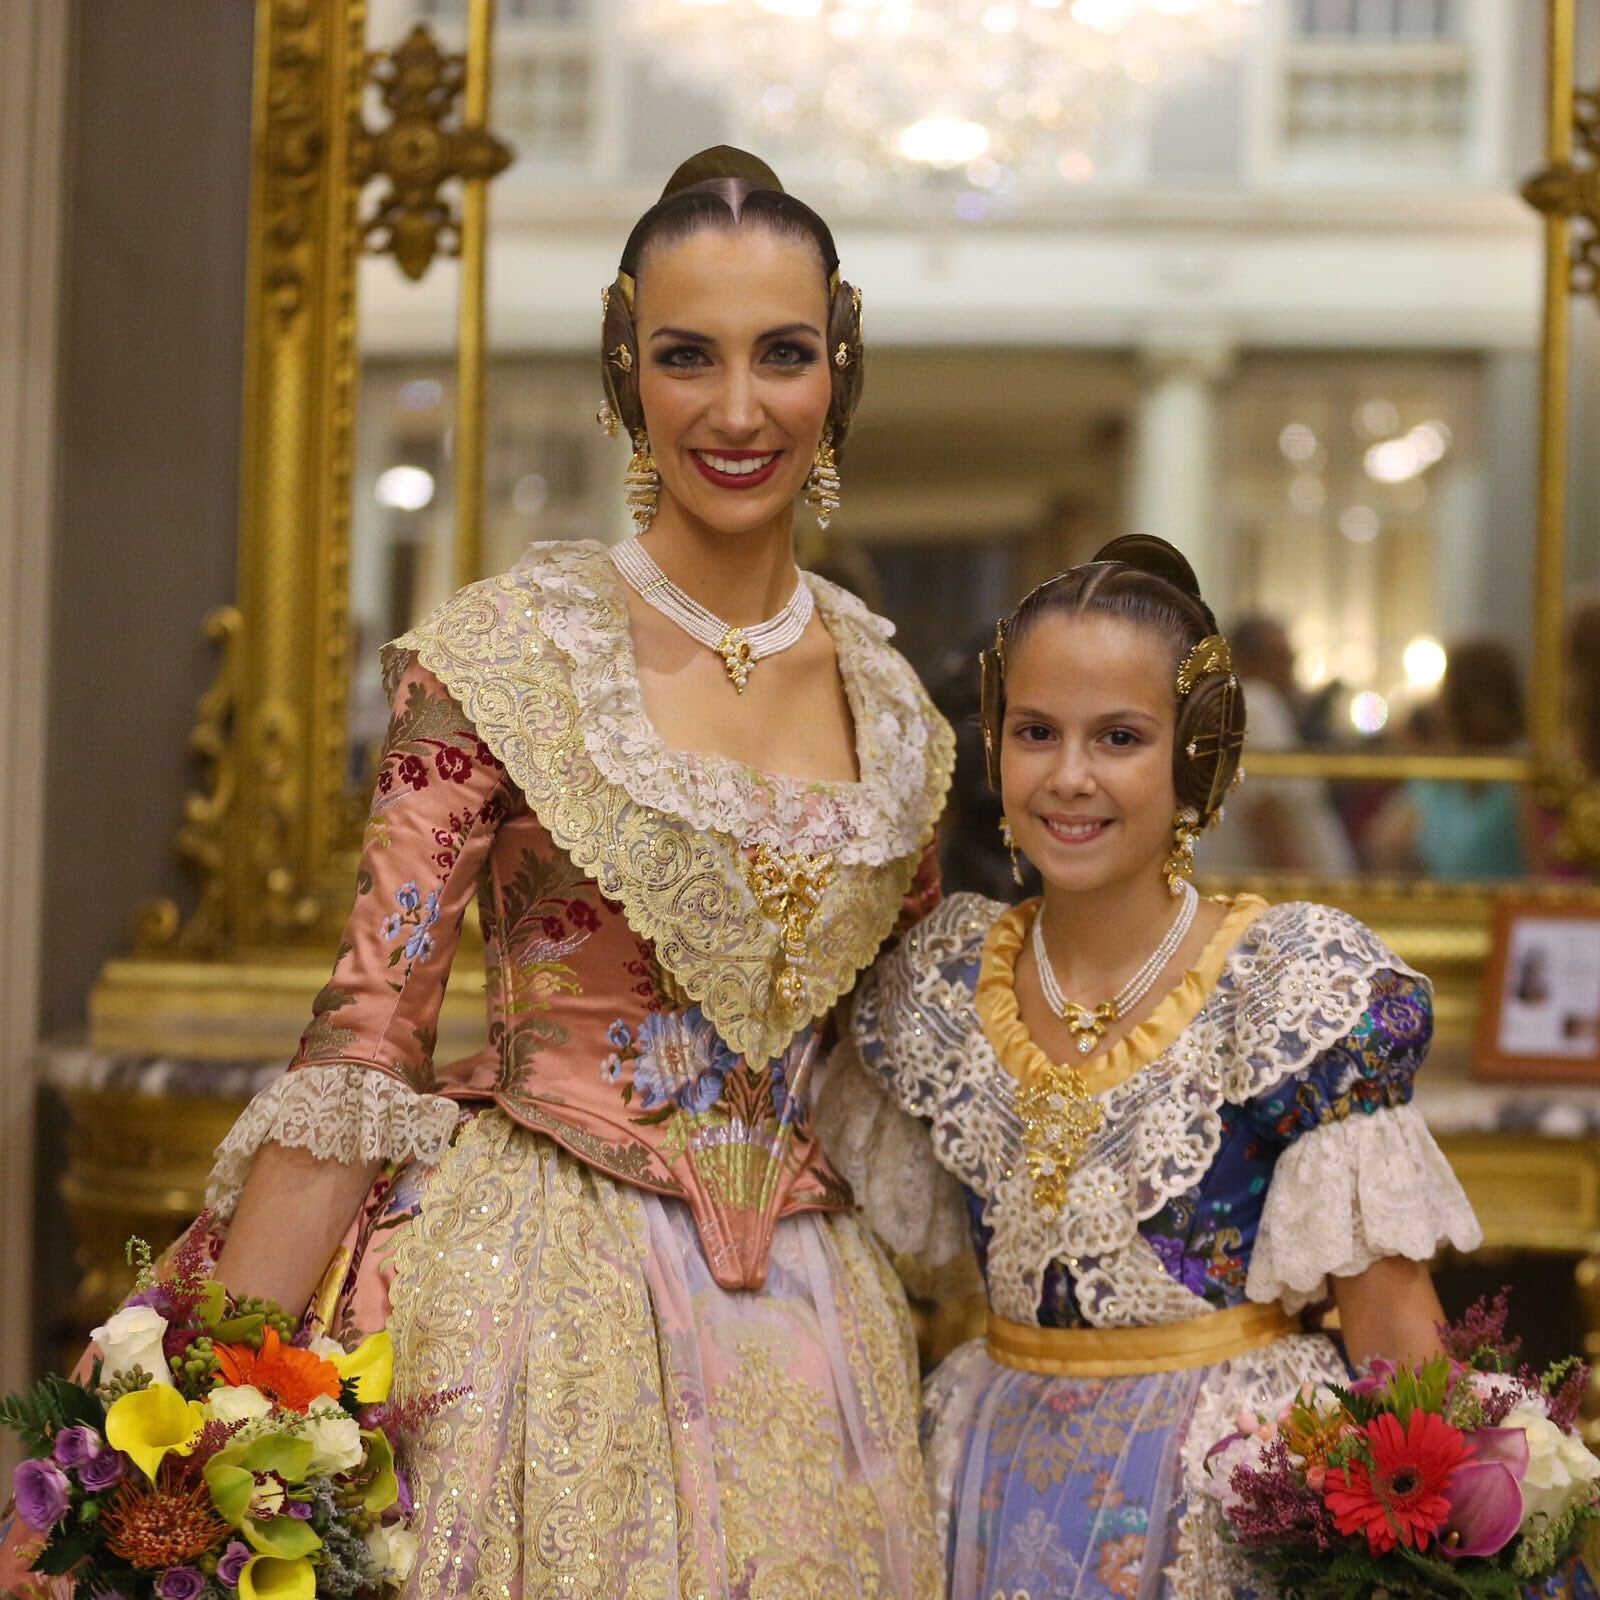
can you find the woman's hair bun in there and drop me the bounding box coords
[660,146,784,200]
[1091,534,1202,600]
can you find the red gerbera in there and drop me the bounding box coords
[1323,1410,1472,1555]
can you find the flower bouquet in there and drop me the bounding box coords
[3,1228,449,1599]
[1200,1293,1600,1599]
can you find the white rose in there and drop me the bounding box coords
[205,1383,273,1423]
[306,1335,346,1361]
[367,1523,420,1582]
[90,1305,173,1388]
[303,1393,364,1475]
[1504,1403,1600,1531]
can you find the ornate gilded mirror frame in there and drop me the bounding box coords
[89,0,1600,1059]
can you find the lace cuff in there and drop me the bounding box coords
[206,1065,462,1219]
[814,1033,972,1285]
[1245,1102,1481,1313]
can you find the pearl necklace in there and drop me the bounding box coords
[1032,880,1199,1056]
[610,536,814,692]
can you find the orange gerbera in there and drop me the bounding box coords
[213,1326,342,1412]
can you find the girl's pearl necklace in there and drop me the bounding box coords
[1031,880,1199,1056]
[610,535,814,692]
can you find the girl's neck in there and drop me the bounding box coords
[1036,870,1187,997]
[638,500,798,627]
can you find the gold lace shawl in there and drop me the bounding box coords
[384,540,954,1066]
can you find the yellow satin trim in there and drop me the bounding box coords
[975,893,1269,1098]
[987,1300,1301,1377]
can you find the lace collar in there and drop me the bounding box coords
[975,895,1271,1098]
[508,540,951,865]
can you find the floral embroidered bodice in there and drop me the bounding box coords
[214,541,952,1291]
[850,892,1468,1327]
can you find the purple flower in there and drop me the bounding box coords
[216,1541,252,1589]
[1443,1430,1528,1559]
[13,1458,71,1532]
[77,1448,126,1492]
[156,1567,206,1600]
[124,1284,174,1316]
[285,1498,314,1519]
[52,1424,103,1467]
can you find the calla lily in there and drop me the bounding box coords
[1442,1427,1531,1559]
[238,1555,315,1600]
[1443,1461,1526,1557]
[359,1428,399,1513]
[104,1385,208,1482]
[332,1331,393,1405]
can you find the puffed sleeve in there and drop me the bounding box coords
[206,657,511,1216]
[1243,968,1481,1311]
[813,1021,974,1295]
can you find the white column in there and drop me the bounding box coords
[0,0,68,1471]
[1129,337,1235,597]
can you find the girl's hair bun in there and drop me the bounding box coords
[1091,534,1202,601]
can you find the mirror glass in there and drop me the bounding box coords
[348,0,1582,890]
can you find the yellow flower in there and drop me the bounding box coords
[105,1385,208,1482]
[332,1330,393,1405]
[239,1555,315,1600]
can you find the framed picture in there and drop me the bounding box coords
[1477,900,1600,1082]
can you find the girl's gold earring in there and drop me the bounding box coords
[999,817,1024,888]
[1163,807,1201,897]
[625,434,658,531]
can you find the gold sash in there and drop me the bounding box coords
[987,1300,1301,1377]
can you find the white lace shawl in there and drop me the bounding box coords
[852,893,1481,1327]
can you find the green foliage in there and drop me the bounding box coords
[0,1373,106,1453]
[1325,1381,1379,1426]
[1383,1356,1452,1426]
[124,1234,155,1289]
[31,1526,101,1578]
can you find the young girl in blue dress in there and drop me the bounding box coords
[820,535,1489,1598]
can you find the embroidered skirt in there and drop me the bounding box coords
[309,1108,939,1599]
[920,1334,1600,1600]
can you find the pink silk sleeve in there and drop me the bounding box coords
[290,656,511,1092]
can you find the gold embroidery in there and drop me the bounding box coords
[391,1112,678,1596]
[390,554,946,1065]
[710,1341,886,1594]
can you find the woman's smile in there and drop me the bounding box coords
[689,448,782,488]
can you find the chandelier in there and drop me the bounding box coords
[629,0,1264,204]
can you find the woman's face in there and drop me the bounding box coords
[1000,611,1180,897]
[634,227,833,537]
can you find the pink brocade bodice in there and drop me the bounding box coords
[283,541,953,1290]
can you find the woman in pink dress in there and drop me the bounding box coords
[4,146,950,1598]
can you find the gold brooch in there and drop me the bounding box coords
[1017,1062,1103,1214]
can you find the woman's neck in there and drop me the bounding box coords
[1036,871,1186,999]
[638,500,798,627]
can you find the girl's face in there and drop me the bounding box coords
[634,227,833,538]
[1000,611,1180,897]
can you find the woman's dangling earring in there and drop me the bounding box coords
[1163,807,1202,897]
[805,427,841,531]
[625,434,658,531]
[999,817,1024,888]
[596,399,619,438]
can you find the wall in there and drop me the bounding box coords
[41,0,255,1036]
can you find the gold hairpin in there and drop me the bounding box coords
[834,343,851,369]
[608,344,634,373]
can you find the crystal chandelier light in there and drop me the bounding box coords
[628,0,1264,203]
